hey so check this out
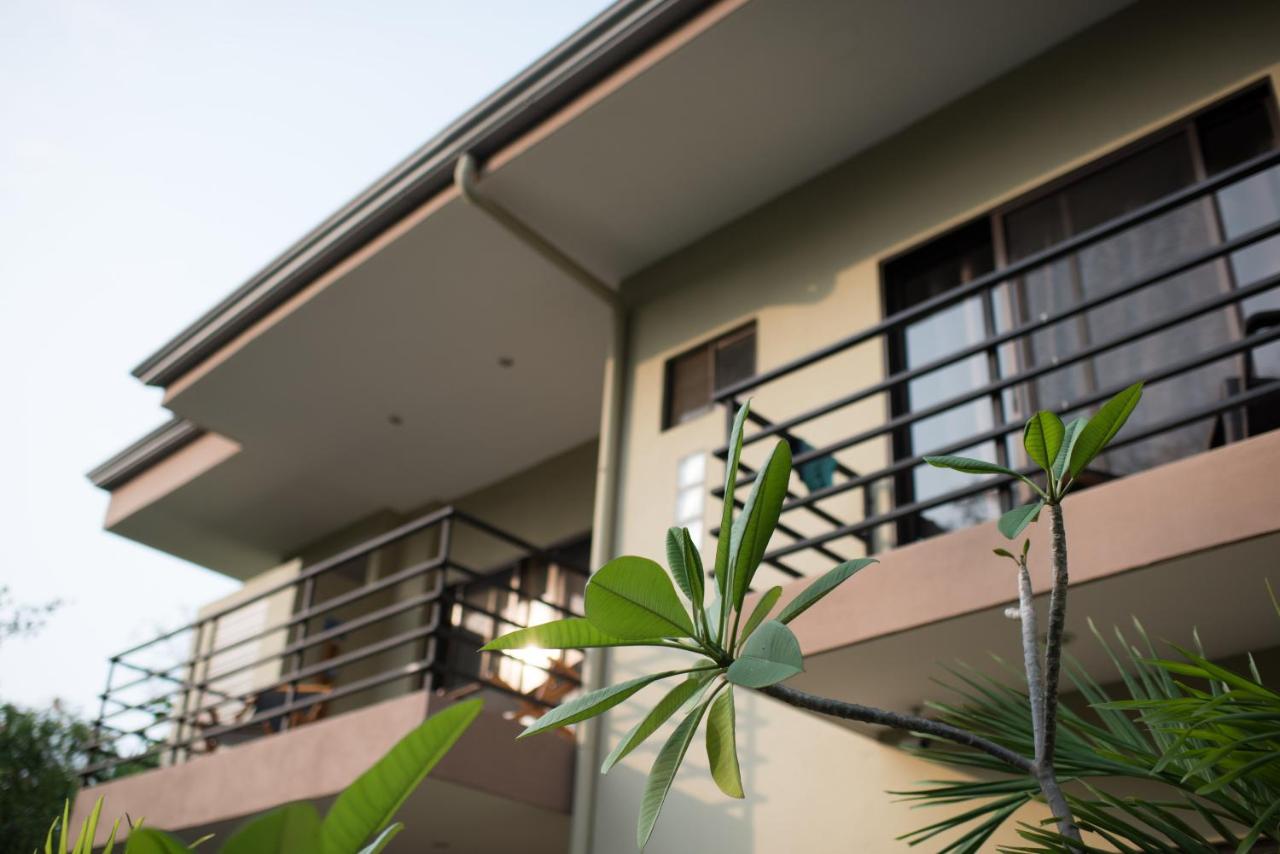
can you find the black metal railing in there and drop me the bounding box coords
[713,147,1280,584]
[83,508,588,784]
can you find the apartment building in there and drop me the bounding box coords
[77,0,1280,850]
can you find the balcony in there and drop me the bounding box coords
[713,147,1280,587]
[82,507,591,793]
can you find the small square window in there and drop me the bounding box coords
[662,323,756,429]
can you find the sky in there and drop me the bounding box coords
[0,0,608,718]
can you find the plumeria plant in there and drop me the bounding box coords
[484,383,1143,851]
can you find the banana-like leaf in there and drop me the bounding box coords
[736,586,782,650]
[714,402,751,599]
[727,440,792,612]
[356,824,402,854]
[777,558,876,625]
[923,454,1045,497]
[221,803,321,853]
[726,620,803,688]
[637,694,714,849]
[122,830,191,854]
[481,618,629,651]
[585,556,695,640]
[601,672,715,773]
[1023,411,1064,474]
[665,527,694,607]
[706,687,744,799]
[997,501,1042,540]
[521,670,690,739]
[1068,382,1143,477]
[320,699,481,854]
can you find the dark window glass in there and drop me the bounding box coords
[663,324,756,429]
[883,84,1280,547]
[884,221,1001,543]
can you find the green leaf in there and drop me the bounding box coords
[704,598,722,645]
[637,696,714,849]
[727,439,792,612]
[1051,417,1087,486]
[481,618,628,651]
[681,529,705,628]
[1023,411,1064,474]
[520,671,687,739]
[665,528,705,628]
[356,824,402,854]
[922,455,1018,477]
[737,586,782,649]
[71,797,103,854]
[123,830,191,854]
[320,699,481,854]
[601,672,715,773]
[714,402,751,599]
[585,556,695,640]
[777,558,876,625]
[706,687,744,799]
[727,620,803,688]
[1069,382,1143,477]
[997,501,1043,540]
[221,803,321,854]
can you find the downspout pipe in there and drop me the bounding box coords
[454,152,624,854]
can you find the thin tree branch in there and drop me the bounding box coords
[761,684,1034,774]
[1042,504,1070,765]
[1017,556,1047,763]
[1041,502,1083,847]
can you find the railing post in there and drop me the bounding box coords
[419,515,452,695]
[171,620,206,766]
[86,657,117,785]
[282,574,316,733]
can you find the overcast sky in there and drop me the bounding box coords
[0,0,607,717]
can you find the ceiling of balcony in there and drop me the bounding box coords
[110,0,1133,574]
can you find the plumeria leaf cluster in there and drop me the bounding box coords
[483,400,875,848]
[924,381,1143,538]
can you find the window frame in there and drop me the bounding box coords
[661,321,757,430]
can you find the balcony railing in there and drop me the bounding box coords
[84,508,588,785]
[714,147,1280,586]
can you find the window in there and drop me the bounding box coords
[674,452,707,545]
[663,323,756,428]
[883,83,1280,544]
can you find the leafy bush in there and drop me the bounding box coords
[2,703,93,850]
[41,699,481,854]
[900,615,1280,852]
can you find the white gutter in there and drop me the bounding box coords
[454,153,624,854]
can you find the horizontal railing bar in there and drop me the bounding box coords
[450,509,591,577]
[744,409,859,480]
[715,146,1280,402]
[720,268,1280,488]
[764,323,1280,520]
[100,558,449,719]
[167,612,444,732]
[762,378,1280,562]
[85,659,440,778]
[446,561,581,617]
[111,506,456,659]
[719,217,1280,456]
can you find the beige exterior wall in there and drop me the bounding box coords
[593,2,1280,851]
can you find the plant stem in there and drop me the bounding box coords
[760,684,1034,774]
[1040,502,1082,847]
[1016,556,1046,764]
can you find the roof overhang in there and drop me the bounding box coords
[99,0,1137,573]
